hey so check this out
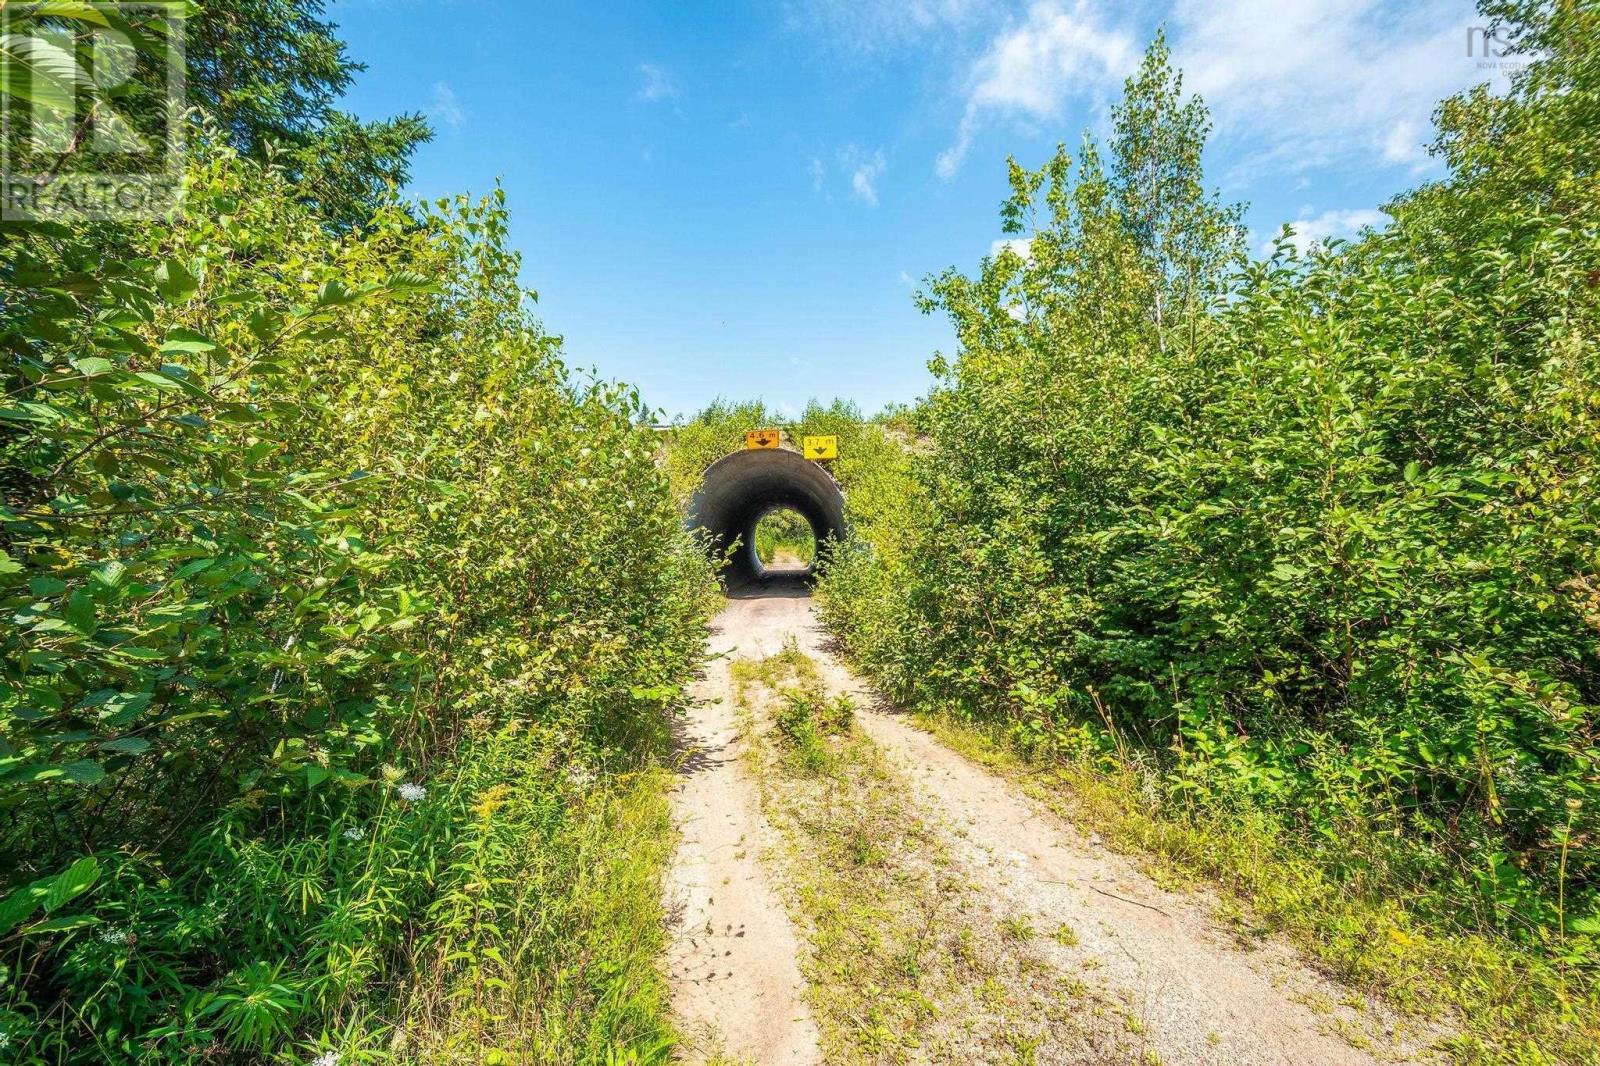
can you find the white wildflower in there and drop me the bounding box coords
[1138,773,1163,814]
[98,926,132,945]
[310,1052,339,1066]
[566,765,596,792]
[397,782,426,803]
[342,825,365,842]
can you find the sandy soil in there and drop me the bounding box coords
[764,549,809,570]
[665,587,1434,1064]
[662,583,822,1064]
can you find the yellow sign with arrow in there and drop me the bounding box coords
[803,435,838,460]
[745,428,781,450]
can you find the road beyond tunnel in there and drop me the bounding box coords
[688,448,846,588]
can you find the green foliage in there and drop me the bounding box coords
[1108,29,1246,352]
[773,690,854,775]
[754,508,815,568]
[391,725,681,1064]
[661,398,775,505]
[284,110,433,232]
[0,0,429,230]
[187,0,432,226]
[0,137,712,1061]
[820,6,1600,1058]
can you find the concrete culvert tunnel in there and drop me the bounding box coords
[688,448,846,589]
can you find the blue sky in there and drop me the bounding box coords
[328,0,1504,420]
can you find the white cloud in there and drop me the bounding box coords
[853,156,886,204]
[990,237,1034,260]
[937,0,1497,183]
[809,156,827,191]
[938,1,1137,178]
[790,0,996,53]
[635,62,679,103]
[427,82,465,128]
[1381,118,1427,167]
[1263,208,1387,256]
[840,145,887,205]
[1168,0,1493,181]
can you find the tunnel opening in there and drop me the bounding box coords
[753,506,817,575]
[688,448,846,590]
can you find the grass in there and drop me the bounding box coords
[383,721,681,1065]
[730,645,1139,1064]
[904,709,1600,1066]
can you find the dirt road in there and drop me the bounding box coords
[664,589,1432,1064]
[662,584,823,1063]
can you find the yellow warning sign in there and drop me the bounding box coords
[745,428,781,450]
[803,435,838,460]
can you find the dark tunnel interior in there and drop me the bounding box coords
[687,448,847,589]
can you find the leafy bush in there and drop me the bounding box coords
[820,1,1600,1056]
[661,399,777,505]
[775,690,854,746]
[0,139,713,1062]
[768,688,851,780]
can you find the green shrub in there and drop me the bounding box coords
[819,0,1600,1056]
[661,399,776,505]
[0,138,713,1062]
[773,690,853,775]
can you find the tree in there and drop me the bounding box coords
[0,0,430,230]
[1109,30,1244,354]
[187,0,432,228]
[286,110,432,230]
